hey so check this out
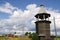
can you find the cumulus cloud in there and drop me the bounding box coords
[0,2,18,14]
[0,2,60,35]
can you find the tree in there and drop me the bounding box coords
[14,32,16,34]
[25,32,38,40]
[25,32,29,36]
[31,33,38,40]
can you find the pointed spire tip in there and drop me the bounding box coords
[40,4,44,7]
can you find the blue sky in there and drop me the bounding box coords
[0,0,60,10]
[0,0,60,19]
[0,0,60,35]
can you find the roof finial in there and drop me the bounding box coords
[38,4,46,13]
[40,3,44,7]
[40,0,44,6]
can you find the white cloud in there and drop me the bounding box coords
[0,2,60,35]
[0,2,18,14]
[26,4,37,10]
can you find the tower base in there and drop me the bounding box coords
[38,36,55,40]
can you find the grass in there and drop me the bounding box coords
[0,36,31,40]
[0,36,60,40]
[54,37,60,40]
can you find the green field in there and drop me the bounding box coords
[0,36,60,40]
[0,36,31,40]
[54,37,60,40]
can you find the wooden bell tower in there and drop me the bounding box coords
[35,4,54,40]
